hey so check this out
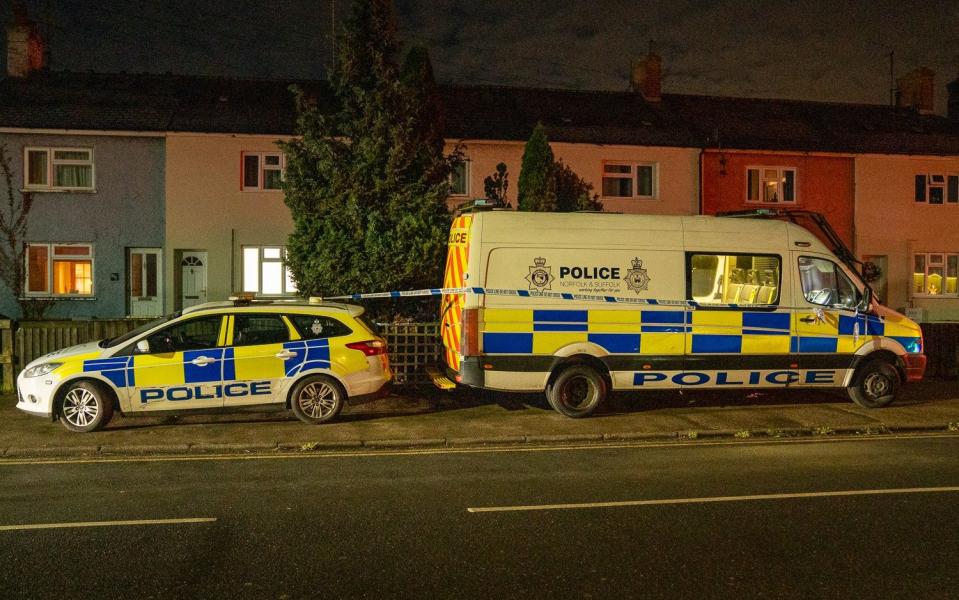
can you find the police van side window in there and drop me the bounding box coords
[799,257,860,309]
[142,316,222,354]
[232,314,290,347]
[287,314,352,339]
[687,253,781,308]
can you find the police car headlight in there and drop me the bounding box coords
[23,362,63,378]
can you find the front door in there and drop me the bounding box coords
[223,313,294,407]
[129,248,162,317]
[129,314,227,412]
[181,251,208,309]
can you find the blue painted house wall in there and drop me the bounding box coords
[0,133,165,319]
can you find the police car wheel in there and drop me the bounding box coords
[59,381,114,433]
[848,360,900,409]
[291,375,345,424]
[546,365,607,418]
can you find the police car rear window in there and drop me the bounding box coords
[232,314,290,346]
[287,314,352,340]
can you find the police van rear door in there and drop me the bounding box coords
[440,214,473,374]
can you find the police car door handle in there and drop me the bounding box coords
[191,356,215,366]
[275,350,297,359]
[800,316,819,323]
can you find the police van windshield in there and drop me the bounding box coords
[100,312,182,348]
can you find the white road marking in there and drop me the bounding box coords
[0,432,956,467]
[466,486,959,513]
[0,517,217,531]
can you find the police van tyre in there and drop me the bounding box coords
[291,375,346,425]
[59,381,114,433]
[546,365,607,418]
[848,359,900,409]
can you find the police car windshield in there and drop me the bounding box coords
[100,312,181,348]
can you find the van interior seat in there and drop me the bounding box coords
[741,284,760,304]
[725,283,743,303]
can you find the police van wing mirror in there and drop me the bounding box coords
[136,340,150,354]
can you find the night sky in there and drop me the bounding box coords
[10,0,959,113]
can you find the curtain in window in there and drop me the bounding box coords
[54,165,93,188]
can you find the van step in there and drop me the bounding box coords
[426,366,456,391]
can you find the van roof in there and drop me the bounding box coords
[469,211,829,254]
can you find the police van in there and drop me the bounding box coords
[439,210,926,417]
[17,299,391,432]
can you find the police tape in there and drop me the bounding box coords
[319,286,779,310]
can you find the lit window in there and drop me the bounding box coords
[24,147,94,191]
[914,174,959,204]
[25,243,94,296]
[601,162,656,198]
[688,252,781,307]
[913,253,959,296]
[747,167,795,204]
[242,245,296,296]
[449,161,469,196]
[241,152,285,191]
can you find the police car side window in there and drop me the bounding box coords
[687,252,781,308]
[232,314,290,347]
[145,316,222,354]
[287,314,352,340]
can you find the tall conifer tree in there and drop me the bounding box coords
[280,0,453,303]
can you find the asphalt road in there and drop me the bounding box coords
[2,435,959,599]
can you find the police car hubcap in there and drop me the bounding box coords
[563,377,594,410]
[299,382,337,418]
[63,389,98,427]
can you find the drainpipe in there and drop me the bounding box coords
[698,148,704,215]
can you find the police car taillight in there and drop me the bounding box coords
[346,340,387,356]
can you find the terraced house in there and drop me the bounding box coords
[3,25,959,323]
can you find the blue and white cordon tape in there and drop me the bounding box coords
[320,286,778,310]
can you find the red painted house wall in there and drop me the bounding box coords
[701,151,855,249]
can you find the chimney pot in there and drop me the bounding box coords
[6,3,46,77]
[896,67,935,114]
[630,41,662,102]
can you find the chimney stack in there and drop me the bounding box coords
[948,69,959,121]
[6,2,46,77]
[896,67,935,114]
[630,41,662,102]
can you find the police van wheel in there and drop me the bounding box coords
[546,365,607,418]
[291,375,345,424]
[59,381,114,433]
[848,360,900,409]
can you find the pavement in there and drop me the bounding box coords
[3,380,959,458]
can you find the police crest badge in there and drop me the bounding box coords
[624,257,650,293]
[526,257,554,290]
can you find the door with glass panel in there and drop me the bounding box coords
[181,251,208,309]
[129,248,162,317]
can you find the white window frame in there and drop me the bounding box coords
[23,147,96,192]
[241,152,286,192]
[746,166,796,204]
[600,161,657,199]
[24,242,95,297]
[912,252,959,297]
[914,174,959,205]
[241,245,296,296]
[449,160,470,197]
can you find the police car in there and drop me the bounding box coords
[16,298,391,432]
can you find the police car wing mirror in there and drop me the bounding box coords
[136,340,150,354]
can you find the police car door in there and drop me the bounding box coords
[223,313,293,407]
[793,255,864,386]
[129,315,227,412]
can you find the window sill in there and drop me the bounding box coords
[20,296,97,301]
[744,201,798,205]
[22,188,97,194]
[600,196,659,201]
[240,189,283,193]
[912,294,959,299]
